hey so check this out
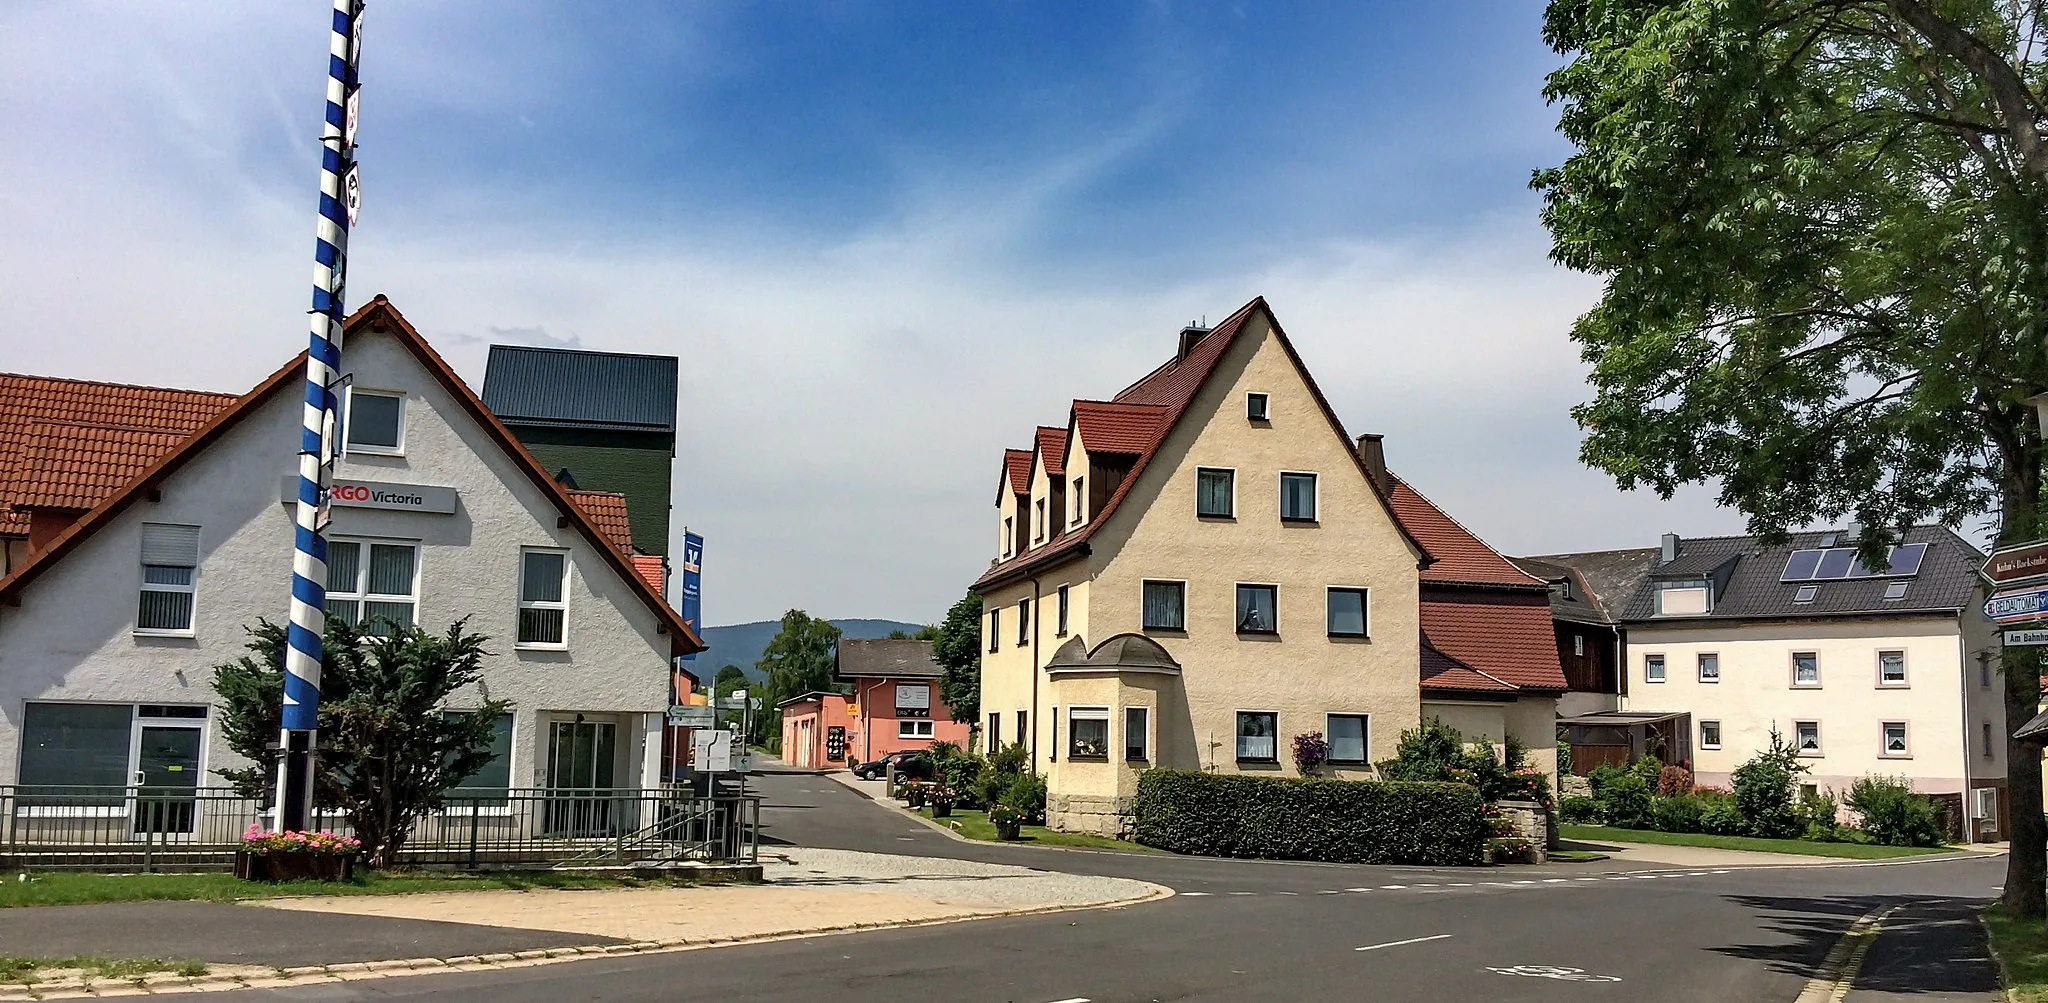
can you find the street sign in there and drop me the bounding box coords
[1986,586,2048,624]
[692,729,733,772]
[667,704,716,727]
[1985,540,2048,589]
[2007,628,2048,647]
[342,164,361,227]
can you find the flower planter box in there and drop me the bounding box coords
[931,803,953,819]
[995,820,1023,841]
[235,850,357,882]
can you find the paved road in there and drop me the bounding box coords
[154,767,2003,1002]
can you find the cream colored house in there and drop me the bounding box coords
[1552,528,2005,841]
[973,298,1567,835]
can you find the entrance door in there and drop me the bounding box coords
[132,726,201,836]
[545,720,617,835]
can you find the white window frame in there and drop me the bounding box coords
[1572,634,1584,657]
[1793,719,1822,756]
[1325,712,1370,765]
[1278,471,1319,522]
[1001,517,1013,559]
[1142,579,1187,631]
[1879,720,1910,759]
[1791,651,1821,688]
[326,537,420,632]
[897,719,935,739]
[1699,719,1722,750]
[1195,466,1237,519]
[15,703,210,818]
[1246,391,1270,422]
[136,523,201,637]
[1877,650,1909,688]
[1123,705,1151,763]
[1698,652,1721,684]
[1067,705,1111,759]
[1645,653,1666,683]
[343,387,407,456]
[516,547,571,650]
[1325,586,1370,638]
[1070,475,1085,527]
[1035,498,1046,542]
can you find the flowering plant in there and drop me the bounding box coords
[242,824,362,856]
[1291,731,1329,776]
[989,803,1026,829]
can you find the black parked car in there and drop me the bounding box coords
[853,749,933,781]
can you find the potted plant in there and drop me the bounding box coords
[235,825,362,882]
[1291,731,1329,776]
[990,802,1026,841]
[928,780,957,819]
[904,781,928,809]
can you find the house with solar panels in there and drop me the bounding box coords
[1541,527,2005,841]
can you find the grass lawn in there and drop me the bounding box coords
[1983,905,2048,1002]
[1,956,209,986]
[0,869,707,909]
[911,807,1156,852]
[1559,823,1953,859]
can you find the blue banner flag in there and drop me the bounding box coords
[680,532,704,661]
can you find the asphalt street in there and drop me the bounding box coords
[151,767,2005,1003]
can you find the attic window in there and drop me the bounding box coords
[1246,393,1269,422]
[1656,580,1712,616]
[1883,581,1909,601]
[1794,585,1818,604]
[1558,579,1575,601]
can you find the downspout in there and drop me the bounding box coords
[1030,575,1043,772]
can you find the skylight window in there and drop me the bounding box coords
[1794,585,1818,603]
[1883,581,1909,600]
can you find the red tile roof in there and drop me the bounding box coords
[0,298,705,671]
[1386,475,1548,587]
[974,298,1431,591]
[1003,449,1033,496]
[0,374,234,534]
[568,489,634,556]
[1420,591,1568,693]
[1034,426,1069,478]
[631,554,665,594]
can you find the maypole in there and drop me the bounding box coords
[276,0,364,833]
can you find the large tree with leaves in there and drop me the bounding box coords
[213,616,509,869]
[931,592,983,730]
[753,610,842,745]
[1535,0,2048,914]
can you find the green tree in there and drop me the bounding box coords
[931,592,983,727]
[1536,0,2048,916]
[712,663,750,732]
[755,610,841,745]
[212,617,509,869]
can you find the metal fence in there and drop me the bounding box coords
[0,786,759,872]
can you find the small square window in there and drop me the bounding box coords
[1068,706,1109,759]
[1794,720,1821,755]
[345,389,404,453]
[1698,652,1720,683]
[1879,650,1907,686]
[1881,721,1909,757]
[1326,588,1368,637]
[1883,581,1909,600]
[1246,393,1269,421]
[1645,654,1666,682]
[1792,652,1819,687]
[1143,581,1186,631]
[1235,711,1277,762]
[1279,472,1318,522]
[1700,720,1722,750]
[1794,585,1818,603]
[1236,584,1277,634]
[1196,468,1235,518]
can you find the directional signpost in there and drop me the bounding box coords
[2005,628,2048,647]
[1986,586,2048,625]
[1984,540,2048,634]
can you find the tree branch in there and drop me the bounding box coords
[1886,0,2048,184]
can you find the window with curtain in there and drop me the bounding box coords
[1700,720,1722,749]
[19,703,133,805]
[1882,721,1908,756]
[1124,706,1149,761]
[1235,584,1277,634]
[1068,706,1109,758]
[1279,472,1317,521]
[1697,652,1720,682]
[326,539,417,634]
[137,523,200,633]
[1327,714,1368,764]
[1792,652,1819,686]
[1196,468,1234,518]
[1236,711,1277,762]
[1879,650,1907,686]
[1794,720,1821,753]
[519,549,569,646]
[1142,580,1185,630]
[1326,588,1367,637]
[445,712,514,806]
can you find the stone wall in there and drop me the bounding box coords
[1048,792,1133,838]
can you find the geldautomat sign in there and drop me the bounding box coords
[278,476,457,514]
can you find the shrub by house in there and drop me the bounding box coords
[1132,769,1488,866]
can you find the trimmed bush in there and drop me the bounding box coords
[1650,794,1704,833]
[1587,763,1628,796]
[1133,769,1488,866]
[1699,793,1746,835]
[1845,776,1943,847]
[1598,772,1652,829]
[1559,794,1600,823]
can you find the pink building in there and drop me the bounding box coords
[779,639,971,768]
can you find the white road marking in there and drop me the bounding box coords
[1713,869,1731,874]
[1356,934,1453,952]
[1448,882,1472,887]
[1575,877,1601,881]
[1488,965,1620,982]
[1413,883,1439,888]
[1688,871,1711,876]
[1512,880,1537,885]
[1228,891,1257,896]
[1605,876,1632,880]
[1379,884,1408,890]
[1542,878,1569,883]
[1346,887,1373,892]
[1275,891,1299,895]
[1043,998,1092,1003]
[1182,891,1213,897]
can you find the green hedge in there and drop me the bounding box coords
[1132,769,1489,866]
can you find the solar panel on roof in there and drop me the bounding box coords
[1881,542,1927,577]
[1782,550,1823,581]
[1815,549,1856,579]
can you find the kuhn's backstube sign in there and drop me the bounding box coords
[1985,539,2048,588]
[278,477,457,514]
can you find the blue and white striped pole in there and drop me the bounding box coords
[276,0,363,833]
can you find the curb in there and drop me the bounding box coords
[0,885,1173,1000]
[1979,910,2023,1003]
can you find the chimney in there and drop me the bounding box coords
[1355,434,1392,494]
[1660,532,1680,565]
[1177,323,1212,361]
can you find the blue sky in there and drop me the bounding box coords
[0,2,1746,625]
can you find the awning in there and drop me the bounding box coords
[1559,711,1689,728]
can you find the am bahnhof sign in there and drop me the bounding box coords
[278,476,458,514]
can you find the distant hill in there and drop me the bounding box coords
[695,618,926,683]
